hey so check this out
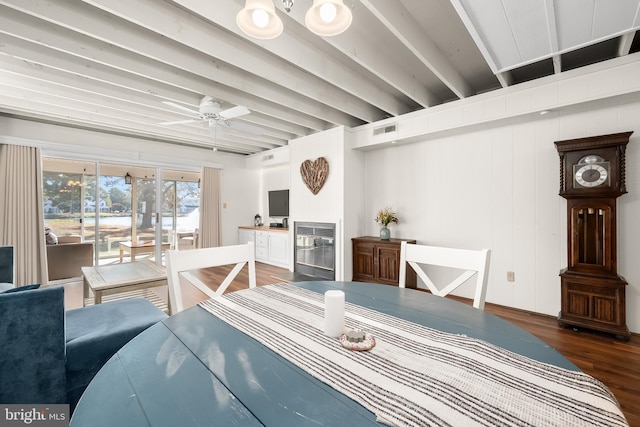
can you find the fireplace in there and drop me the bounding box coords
[294,222,336,280]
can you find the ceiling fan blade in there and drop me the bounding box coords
[219,105,250,119]
[159,119,202,125]
[162,101,201,116]
[227,120,263,135]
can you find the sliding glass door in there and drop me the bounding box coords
[43,159,96,244]
[43,158,200,267]
[97,166,133,260]
[162,177,200,261]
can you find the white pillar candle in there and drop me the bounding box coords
[324,290,345,337]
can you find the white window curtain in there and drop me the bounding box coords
[198,167,221,248]
[0,144,48,286]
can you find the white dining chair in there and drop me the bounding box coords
[398,241,491,310]
[166,242,256,314]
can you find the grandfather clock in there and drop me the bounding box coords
[555,131,632,341]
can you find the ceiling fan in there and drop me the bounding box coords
[159,96,261,135]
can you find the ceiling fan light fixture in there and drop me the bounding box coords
[305,0,352,37]
[237,0,283,40]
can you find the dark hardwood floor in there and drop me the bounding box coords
[64,261,640,426]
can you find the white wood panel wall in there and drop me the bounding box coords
[363,101,640,333]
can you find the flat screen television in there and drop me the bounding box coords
[268,189,289,217]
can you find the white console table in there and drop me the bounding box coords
[238,226,290,269]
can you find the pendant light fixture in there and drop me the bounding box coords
[305,0,352,37]
[236,0,283,40]
[237,0,352,39]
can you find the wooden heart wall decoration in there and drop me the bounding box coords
[300,157,329,195]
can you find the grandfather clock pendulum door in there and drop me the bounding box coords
[555,131,632,341]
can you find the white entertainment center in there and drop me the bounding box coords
[238,226,290,269]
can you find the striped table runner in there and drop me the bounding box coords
[199,283,628,427]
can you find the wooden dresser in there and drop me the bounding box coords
[352,236,417,288]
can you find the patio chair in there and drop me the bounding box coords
[399,241,491,310]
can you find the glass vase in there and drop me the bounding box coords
[380,225,390,241]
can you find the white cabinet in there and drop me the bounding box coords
[238,228,289,268]
[238,229,255,245]
[268,232,288,267]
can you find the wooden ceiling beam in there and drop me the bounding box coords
[0,2,329,132]
[172,0,410,118]
[81,0,374,124]
[273,0,440,108]
[360,0,473,99]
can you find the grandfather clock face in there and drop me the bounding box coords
[572,155,610,189]
[560,148,621,196]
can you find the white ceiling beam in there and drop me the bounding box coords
[145,114,286,147]
[275,2,439,109]
[0,55,297,140]
[0,72,198,128]
[359,0,473,99]
[211,131,280,151]
[231,122,293,142]
[0,54,201,116]
[495,71,513,88]
[0,33,199,111]
[0,96,260,154]
[0,3,328,132]
[0,47,318,144]
[216,127,285,148]
[79,0,378,124]
[618,31,636,56]
[552,55,562,74]
[450,0,500,74]
[170,0,409,117]
[0,64,285,149]
[233,113,299,140]
[0,86,278,151]
[0,113,243,160]
[544,0,559,53]
[544,0,562,74]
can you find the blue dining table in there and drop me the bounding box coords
[70,281,578,427]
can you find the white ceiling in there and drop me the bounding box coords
[453,0,640,73]
[1,0,638,156]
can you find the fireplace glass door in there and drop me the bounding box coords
[294,222,336,280]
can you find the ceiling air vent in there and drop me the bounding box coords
[373,124,397,136]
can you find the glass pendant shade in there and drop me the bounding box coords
[237,0,283,40]
[305,0,352,37]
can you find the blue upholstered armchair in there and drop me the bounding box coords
[0,285,167,410]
